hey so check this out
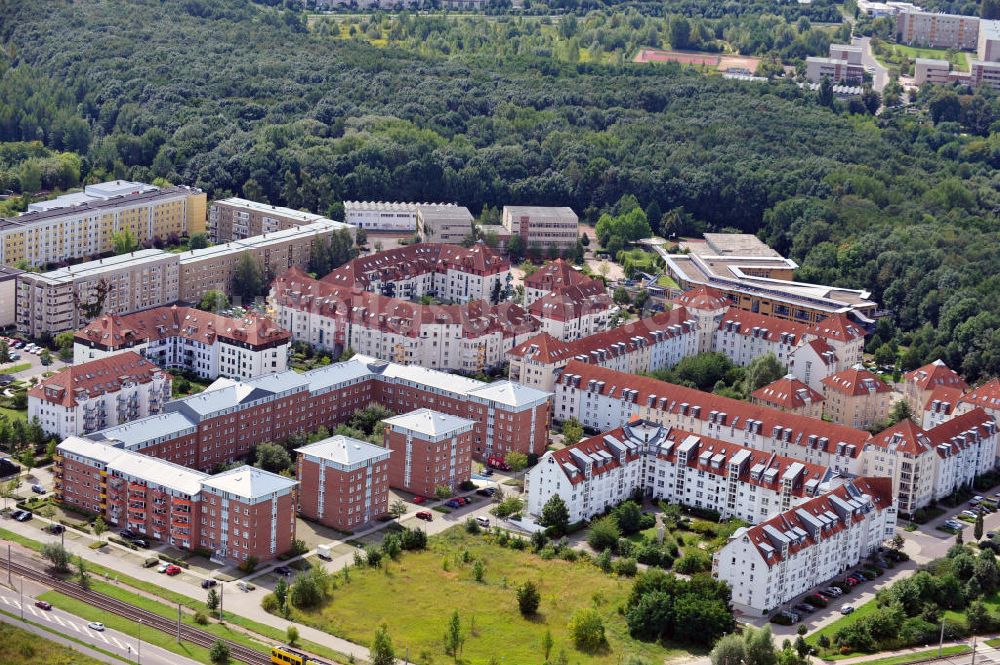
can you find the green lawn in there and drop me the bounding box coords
[0,362,32,374]
[656,274,679,289]
[0,618,113,665]
[283,528,693,664]
[880,43,969,71]
[38,590,216,664]
[856,645,971,665]
[808,596,878,656]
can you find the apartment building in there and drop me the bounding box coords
[271,268,539,372]
[55,436,297,563]
[208,198,333,242]
[383,409,475,497]
[65,354,548,472]
[751,376,824,419]
[666,235,877,324]
[958,379,1000,422]
[714,477,896,616]
[526,419,839,525]
[28,352,171,438]
[970,59,1000,89]
[295,435,392,531]
[501,206,579,253]
[16,250,181,336]
[805,58,865,84]
[74,306,291,381]
[177,219,353,303]
[528,280,615,341]
[821,367,894,430]
[923,385,965,429]
[416,205,474,244]
[523,259,592,306]
[0,266,23,327]
[896,10,980,49]
[864,409,998,513]
[903,359,969,415]
[344,201,458,232]
[507,308,699,392]
[320,243,511,304]
[555,361,870,475]
[0,181,206,268]
[914,58,953,85]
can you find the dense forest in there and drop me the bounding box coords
[2,0,1000,381]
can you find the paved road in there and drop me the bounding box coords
[0,578,200,665]
[854,36,890,92]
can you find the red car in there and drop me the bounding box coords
[415,511,433,522]
[165,564,182,576]
[411,496,426,505]
[35,600,52,610]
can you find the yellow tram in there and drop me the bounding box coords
[271,645,334,665]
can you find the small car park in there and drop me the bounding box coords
[416,511,433,521]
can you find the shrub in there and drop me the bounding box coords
[587,516,621,551]
[568,608,607,653]
[674,550,711,574]
[261,593,279,613]
[459,480,476,491]
[237,556,259,573]
[194,611,209,625]
[516,581,541,616]
[614,558,638,577]
[465,518,481,535]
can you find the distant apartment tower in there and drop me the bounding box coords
[208,198,332,243]
[896,10,979,50]
[27,351,171,438]
[501,206,579,253]
[0,181,206,268]
[805,44,864,84]
[416,205,474,244]
[295,435,392,531]
[914,57,953,84]
[16,250,181,337]
[383,409,475,497]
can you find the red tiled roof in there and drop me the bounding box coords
[805,339,838,366]
[28,351,168,408]
[808,314,866,342]
[509,308,694,363]
[821,367,891,397]
[752,375,824,410]
[923,385,964,414]
[717,309,813,344]
[671,285,728,311]
[75,306,290,350]
[904,360,969,393]
[528,280,613,322]
[744,476,894,567]
[321,243,508,289]
[870,418,931,456]
[961,379,1000,413]
[273,268,538,339]
[559,360,871,456]
[925,407,996,458]
[524,259,591,290]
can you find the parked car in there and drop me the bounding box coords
[31,484,45,494]
[14,509,31,522]
[476,516,491,528]
[201,579,217,589]
[461,497,472,505]
[236,581,255,592]
[132,539,148,549]
[48,524,64,534]
[823,587,842,597]
[794,603,815,614]
[845,577,859,586]
[445,499,462,508]
[274,566,292,576]
[165,565,182,576]
[481,468,493,477]
[88,622,105,631]
[841,605,855,615]
[35,600,52,610]
[411,496,426,505]
[120,529,137,540]
[852,572,867,582]
[476,488,495,497]
[157,563,169,573]
[988,531,996,539]
[416,511,433,521]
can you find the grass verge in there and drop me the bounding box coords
[854,645,971,665]
[0,609,124,664]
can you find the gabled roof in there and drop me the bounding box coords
[905,360,969,393]
[822,367,891,397]
[742,476,894,567]
[670,285,728,311]
[28,351,168,408]
[559,360,871,456]
[870,418,931,456]
[528,280,614,322]
[320,243,509,289]
[752,375,824,410]
[925,407,997,458]
[808,314,866,342]
[803,338,839,366]
[524,259,591,291]
[75,306,290,350]
[717,309,813,344]
[961,379,1000,413]
[924,385,964,414]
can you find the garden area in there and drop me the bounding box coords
[808,544,1000,659]
[271,524,730,665]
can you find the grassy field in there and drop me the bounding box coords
[0,362,32,374]
[0,619,111,665]
[857,645,972,665]
[877,43,969,71]
[808,596,878,657]
[285,528,692,664]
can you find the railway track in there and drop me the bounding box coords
[5,558,272,665]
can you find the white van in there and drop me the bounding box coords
[476,516,490,528]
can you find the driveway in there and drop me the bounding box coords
[853,36,890,92]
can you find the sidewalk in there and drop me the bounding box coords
[831,634,1000,665]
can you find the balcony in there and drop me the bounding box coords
[128,482,146,493]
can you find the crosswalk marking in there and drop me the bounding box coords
[69,621,82,633]
[51,614,65,626]
[93,629,108,643]
[109,635,126,649]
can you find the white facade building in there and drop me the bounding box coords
[713,476,896,616]
[344,201,460,232]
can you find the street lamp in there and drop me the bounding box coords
[137,618,142,665]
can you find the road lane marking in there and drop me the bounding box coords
[51,613,66,626]
[109,635,126,649]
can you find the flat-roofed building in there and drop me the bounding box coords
[501,206,579,253]
[28,351,171,438]
[208,198,333,243]
[979,19,1000,61]
[805,57,865,84]
[970,59,1000,89]
[344,201,462,232]
[0,265,24,327]
[177,219,353,303]
[0,181,206,268]
[829,43,863,64]
[896,10,980,50]
[914,58,953,84]
[16,250,181,336]
[295,435,392,531]
[416,205,474,245]
[383,409,475,497]
[74,306,291,381]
